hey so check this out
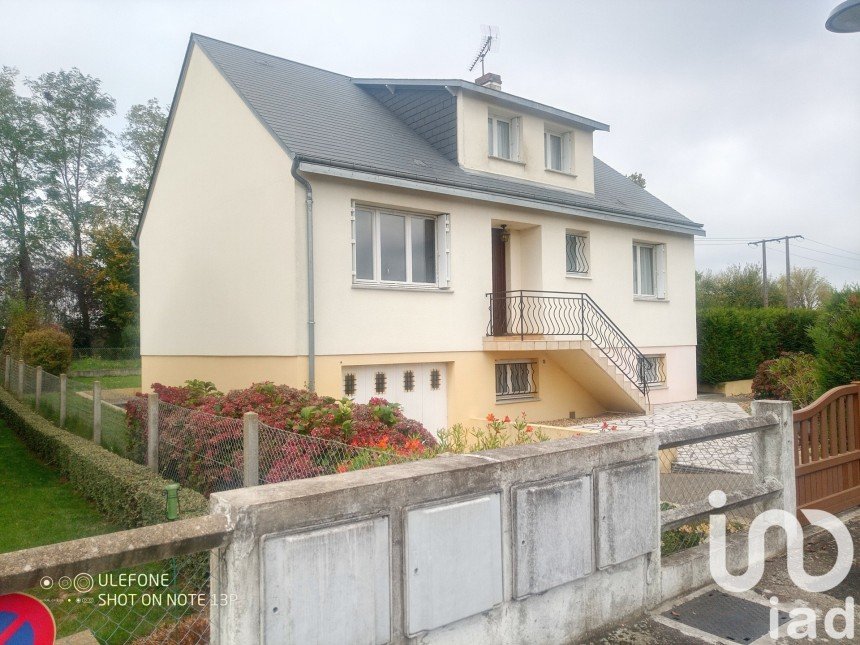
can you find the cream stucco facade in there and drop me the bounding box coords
[457,91,596,194]
[139,40,701,433]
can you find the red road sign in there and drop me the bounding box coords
[0,593,56,645]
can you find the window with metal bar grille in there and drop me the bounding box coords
[565,233,589,275]
[495,361,537,400]
[640,355,666,386]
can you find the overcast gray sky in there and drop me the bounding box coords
[3,0,859,286]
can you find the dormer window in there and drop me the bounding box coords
[488,114,520,161]
[544,129,572,173]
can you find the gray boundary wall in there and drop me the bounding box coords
[210,431,662,644]
[659,402,796,602]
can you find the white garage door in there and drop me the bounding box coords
[341,363,448,435]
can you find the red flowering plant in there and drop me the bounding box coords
[126,382,437,494]
[439,411,549,453]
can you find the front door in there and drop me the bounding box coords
[491,228,507,336]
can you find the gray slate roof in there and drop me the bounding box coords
[192,34,703,233]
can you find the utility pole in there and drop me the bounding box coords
[748,235,803,308]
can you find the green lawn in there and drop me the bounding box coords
[0,419,119,553]
[71,357,141,372]
[0,419,207,642]
[73,374,142,390]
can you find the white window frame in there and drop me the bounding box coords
[565,230,590,276]
[351,205,451,289]
[633,241,667,299]
[495,359,537,401]
[488,113,520,161]
[544,128,573,174]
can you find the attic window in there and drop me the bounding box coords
[544,129,572,173]
[488,114,520,161]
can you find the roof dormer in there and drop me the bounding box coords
[355,77,607,195]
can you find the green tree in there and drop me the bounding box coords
[121,98,167,211]
[89,225,138,346]
[809,285,860,391]
[28,69,117,346]
[696,263,785,309]
[778,266,833,310]
[627,172,646,188]
[0,68,43,301]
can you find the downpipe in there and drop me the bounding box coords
[291,157,315,392]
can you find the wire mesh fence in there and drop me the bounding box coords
[659,433,764,556]
[120,399,415,496]
[23,550,215,644]
[1,357,133,458]
[258,420,412,485]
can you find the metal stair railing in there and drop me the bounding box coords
[486,290,650,396]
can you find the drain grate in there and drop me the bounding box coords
[662,591,790,642]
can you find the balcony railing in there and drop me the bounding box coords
[486,290,650,396]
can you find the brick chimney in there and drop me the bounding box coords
[475,72,502,91]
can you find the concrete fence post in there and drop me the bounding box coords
[35,366,42,410]
[93,381,102,446]
[243,412,260,487]
[17,361,24,398]
[3,354,10,389]
[147,392,159,473]
[751,400,797,518]
[59,374,67,427]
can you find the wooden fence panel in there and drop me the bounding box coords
[793,383,860,518]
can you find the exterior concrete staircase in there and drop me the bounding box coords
[482,337,650,414]
[484,290,653,414]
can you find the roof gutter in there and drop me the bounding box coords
[291,156,315,392]
[297,159,705,236]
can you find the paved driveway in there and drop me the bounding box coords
[577,400,750,433]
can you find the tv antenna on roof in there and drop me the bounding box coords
[469,25,500,75]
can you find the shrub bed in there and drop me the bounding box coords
[809,287,860,392]
[0,387,207,528]
[125,381,439,494]
[752,352,819,409]
[20,326,73,374]
[697,307,818,384]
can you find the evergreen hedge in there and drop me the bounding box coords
[0,387,207,528]
[697,308,819,384]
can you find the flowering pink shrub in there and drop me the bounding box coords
[126,382,437,494]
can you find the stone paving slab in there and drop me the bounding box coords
[577,401,750,433]
[579,401,754,474]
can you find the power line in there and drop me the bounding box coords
[790,252,860,271]
[803,238,860,258]
[748,235,803,307]
[793,244,860,262]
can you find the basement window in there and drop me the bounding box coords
[495,360,537,401]
[640,355,666,387]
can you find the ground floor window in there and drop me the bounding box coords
[640,355,666,386]
[495,360,537,401]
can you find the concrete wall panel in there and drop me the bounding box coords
[596,459,658,568]
[513,475,594,597]
[405,494,503,634]
[262,517,390,644]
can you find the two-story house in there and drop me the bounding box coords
[137,34,705,433]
